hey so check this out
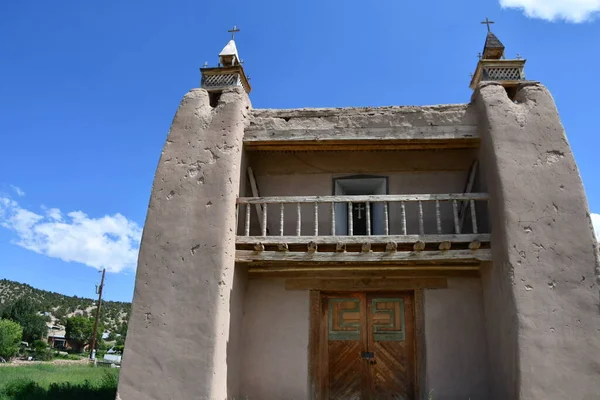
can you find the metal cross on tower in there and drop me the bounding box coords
[481,17,495,32]
[228,25,240,40]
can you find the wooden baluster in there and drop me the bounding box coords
[348,202,353,236]
[401,201,407,235]
[366,201,371,236]
[452,199,461,234]
[435,200,442,234]
[261,203,267,236]
[384,202,389,235]
[279,203,284,236]
[418,200,424,235]
[245,203,251,236]
[236,203,239,234]
[296,203,301,236]
[314,202,319,236]
[470,199,478,234]
[331,202,336,236]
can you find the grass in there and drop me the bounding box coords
[0,364,118,400]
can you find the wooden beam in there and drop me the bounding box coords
[244,125,477,142]
[285,277,448,291]
[244,142,480,152]
[308,291,321,400]
[247,268,481,279]
[250,265,478,274]
[236,249,492,263]
[253,243,264,252]
[413,241,426,252]
[459,160,479,231]
[238,193,489,204]
[243,126,480,152]
[247,167,266,234]
[236,233,490,246]
[439,241,452,251]
[277,243,288,252]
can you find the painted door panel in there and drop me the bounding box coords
[322,292,415,400]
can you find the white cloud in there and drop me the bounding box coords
[500,0,600,22]
[0,195,142,273]
[10,185,25,197]
[592,213,600,240]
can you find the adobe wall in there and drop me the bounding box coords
[239,278,310,399]
[247,103,477,140]
[475,82,600,399]
[424,278,489,399]
[117,87,251,400]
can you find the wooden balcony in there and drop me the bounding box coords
[235,193,491,272]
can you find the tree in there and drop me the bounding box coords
[0,319,23,360]
[1,298,47,342]
[65,316,100,352]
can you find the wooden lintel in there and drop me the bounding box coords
[243,127,480,152]
[285,277,448,291]
[247,268,480,279]
[236,249,492,263]
[244,141,480,152]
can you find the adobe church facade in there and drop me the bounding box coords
[117,26,600,400]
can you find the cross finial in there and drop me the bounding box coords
[477,52,482,60]
[203,61,208,68]
[228,25,240,40]
[481,17,494,32]
[516,53,522,60]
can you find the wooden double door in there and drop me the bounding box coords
[319,292,415,400]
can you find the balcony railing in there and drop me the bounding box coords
[235,193,490,262]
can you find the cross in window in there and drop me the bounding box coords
[355,204,365,220]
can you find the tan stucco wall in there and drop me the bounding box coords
[239,279,310,399]
[424,278,489,399]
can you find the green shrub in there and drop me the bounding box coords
[0,319,23,359]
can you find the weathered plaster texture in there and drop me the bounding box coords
[239,279,310,399]
[475,82,600,399]
[424,278,489,399]
[246,104,477,140]
[117,87,251,400]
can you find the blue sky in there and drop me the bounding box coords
[1,0,599,302]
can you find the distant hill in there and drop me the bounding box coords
[0,279,130,334]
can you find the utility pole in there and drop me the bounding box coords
[89,268,106,360]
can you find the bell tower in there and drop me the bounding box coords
[469,18,527,98]
[200,25,251,103]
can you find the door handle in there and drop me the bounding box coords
[369,359,377,365]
